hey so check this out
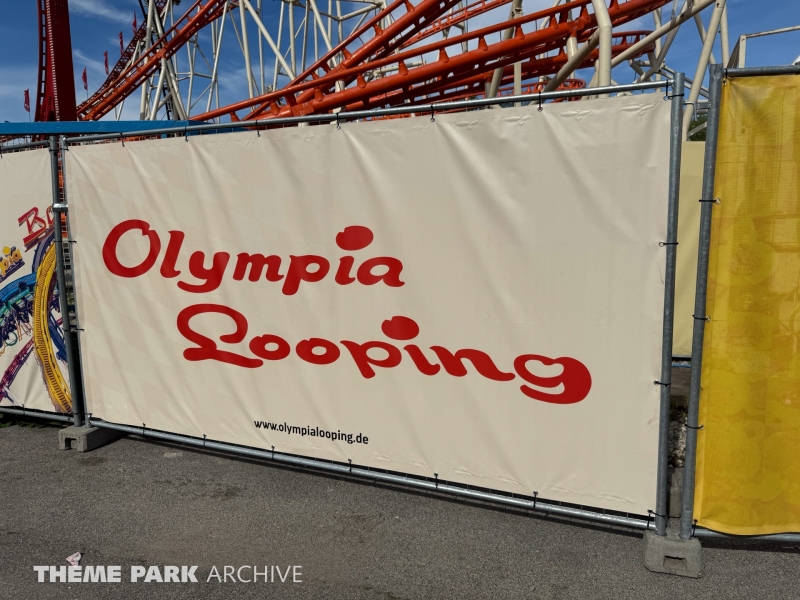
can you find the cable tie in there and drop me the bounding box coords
[434,472,439,489]
[699,198,721,204]
[538,91,543,112]
[430,105,435,122]
[336,113,341,130]
[685,423,704,430]
[348,458,352,474]
[142,423,146,437]
[271,445,275,460]
[692,314,711,322]
[654,381,671,387]
[659,241,679,247]
[647,509,667,519]
[184,127,189,142]
[203,433,207,447]
[533,490,538,510]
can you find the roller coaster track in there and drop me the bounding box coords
[31,243,70,413]
[74,0,669,123]
[77,0,233,121]
[194,0,670,121]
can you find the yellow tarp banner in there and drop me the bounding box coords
[695,75,800,535]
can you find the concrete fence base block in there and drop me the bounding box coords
[642,531,702,578]
[58,426,123,452]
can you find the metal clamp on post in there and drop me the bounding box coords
[52,203,68,213]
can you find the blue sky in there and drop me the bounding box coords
[0,0,797,122]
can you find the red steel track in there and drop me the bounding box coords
[73,0,669,123]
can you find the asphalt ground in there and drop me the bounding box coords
[1,422,799,600]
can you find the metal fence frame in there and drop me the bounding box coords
[3,75,798,544]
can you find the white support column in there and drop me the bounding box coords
[611,0,716,68]
[544,30,599,91]
[486,0,523,99]
[206,0,230,113]
[273,1,285,88]
[258,0,265,93]
[683,0,726,137]
[289,0,297,77]
[139,0,156,120]
[240,3,255,98]
[720,3,730,66]
[590,0,612,90]
[148,62,167,120]
[151,3,187,119]
[243,0,297,80]
[309,0,334,53]
[653,7,662,80]
[693,14,717,64]
[301,1,310,72]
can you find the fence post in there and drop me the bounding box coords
[48,135,85,427]
[680,64,725,540]
[654,72,685,537]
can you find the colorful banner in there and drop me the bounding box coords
[0,149,72,414]
[68,95,670,515]
[695,75,800,535]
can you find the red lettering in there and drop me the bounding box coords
[335,226,373,251]
[296,338,340,365]
[283,255,330,295]
[177,251,230,293]
[233,253,283,282]
[249,334,291,360]
[176,304,262,368]
[45,206,54,227]
[335,257,356,285]
[430,347,515,382]
[513,355,592,404]
[159,231,185,278]
[102,219,161,278]
[381,316,420,340]
[403,345,441,375]
[357,257,405,287]
[340,340,401,378]
[18,207,48,245]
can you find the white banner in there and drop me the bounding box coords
[68,95,670,514]
[0,148,72,414]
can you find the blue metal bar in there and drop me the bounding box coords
[0,121,198,136]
